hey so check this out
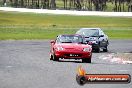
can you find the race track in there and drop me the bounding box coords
[0,40,132,88]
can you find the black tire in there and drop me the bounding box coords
[50,55,53,60]
[82,58,91,63]
[95,47,100,53]
[53,54,59,61]
[103,46,108,52]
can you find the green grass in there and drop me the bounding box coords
[0,11,132,40]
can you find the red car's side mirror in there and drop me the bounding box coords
[50,40,55,44]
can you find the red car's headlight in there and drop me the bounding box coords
[56,47,64,51]
[83,48,91,52]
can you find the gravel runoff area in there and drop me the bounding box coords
[99,53,132,64]
[115,53,132,62]
[0,7,132,17]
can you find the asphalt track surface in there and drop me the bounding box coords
[0,40,132,88]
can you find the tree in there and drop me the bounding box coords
[20,0,24,7]
[88,0,93,11]
[14,0,18,7]
[93,0,100,11]
[42,0,49,9]
[63,0,68,9]
[75,0,82,10]
[50,0,56,9]
[127,0,132,11]
[3,0,6,6]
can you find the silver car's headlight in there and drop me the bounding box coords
[83,48,91,52]
[91,41,96,43]
[92,40,99,44]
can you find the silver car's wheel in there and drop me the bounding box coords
[103,46,108,52]
[95,47,100,53]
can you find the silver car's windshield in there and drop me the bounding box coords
[56,35,83,43]
[77,29,99,37]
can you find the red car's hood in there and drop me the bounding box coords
[55,43,90,51]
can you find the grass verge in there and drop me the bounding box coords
[0,11,132,40]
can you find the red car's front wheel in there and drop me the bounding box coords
[53,54,59,61]
[82,58,91,63]
[50,54,53,60]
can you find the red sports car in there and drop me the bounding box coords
[50,34,92,63]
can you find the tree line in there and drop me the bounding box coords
[1,0,132,11]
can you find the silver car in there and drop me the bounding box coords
[76,28,109,52]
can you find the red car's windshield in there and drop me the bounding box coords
[56,35,83,43]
